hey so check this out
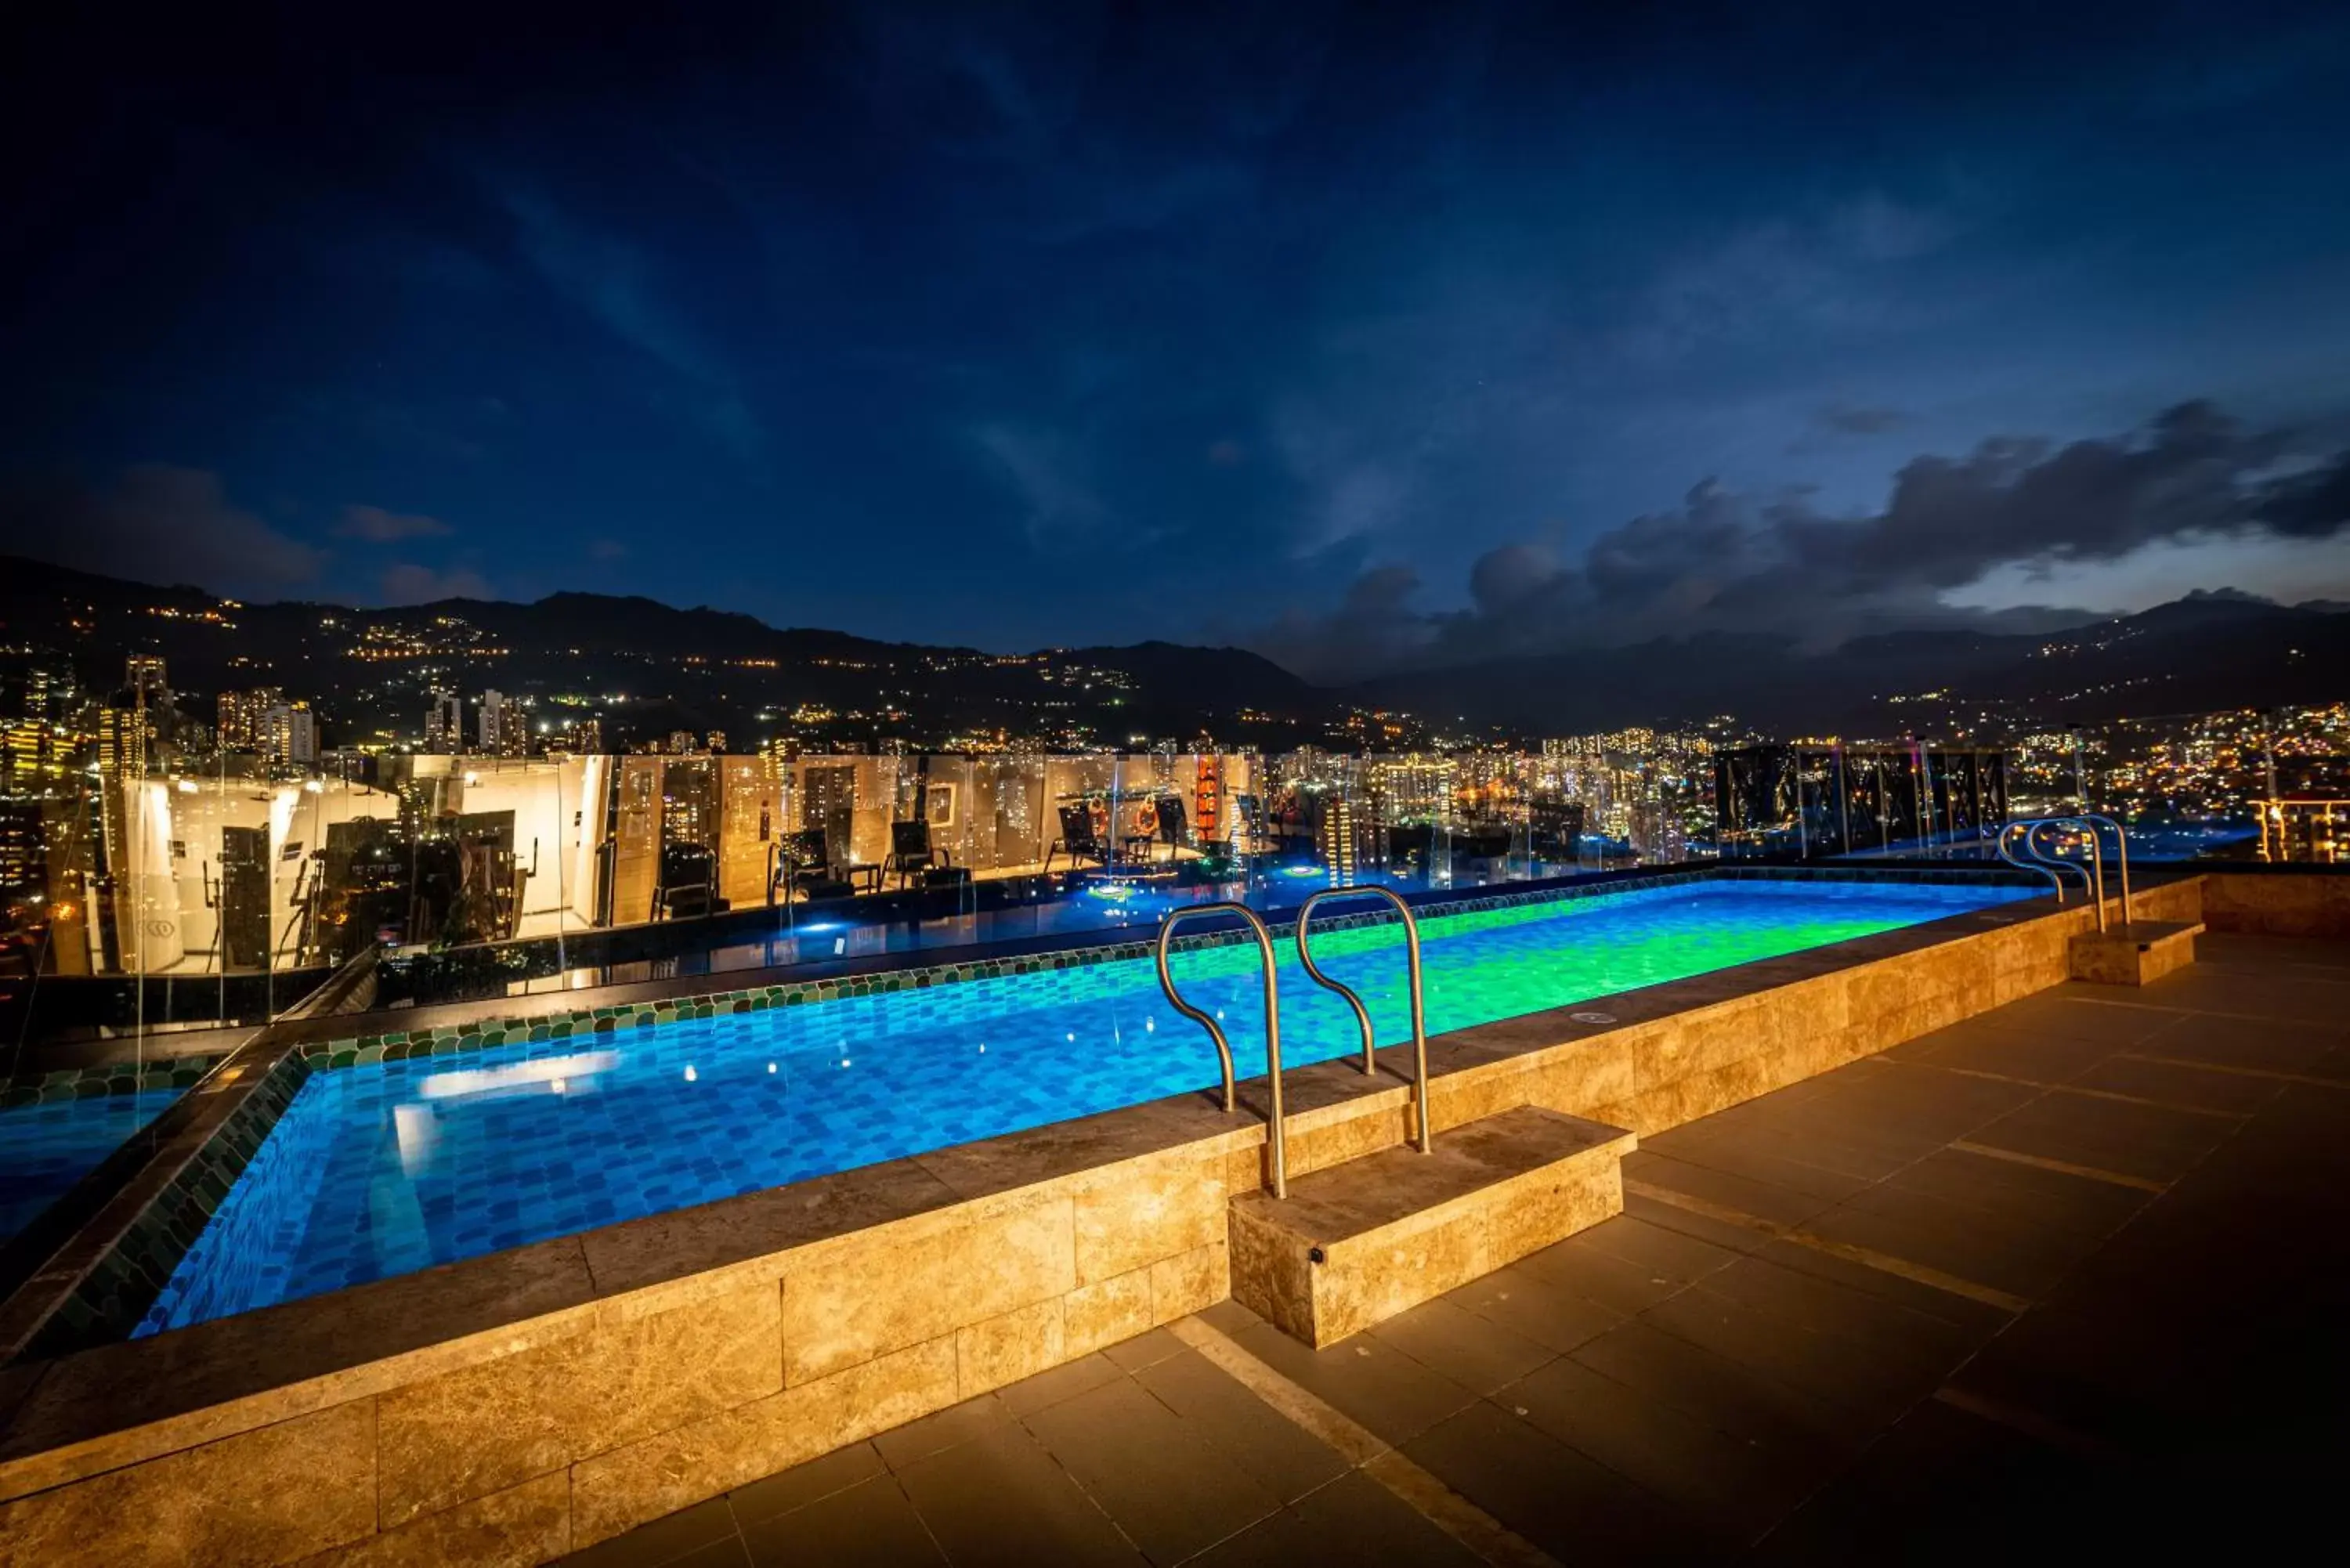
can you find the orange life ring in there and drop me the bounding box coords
[1134,802,1159,836]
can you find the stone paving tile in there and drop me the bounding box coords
[1226,1317,1481,1447]
[1658,1113,1918,1183]
[1879,1145,2152,1241]
[1635,1287,1941,1439]
[739,1474,944,1568]
[1567,1318,1857,1470]
[1690,1252,1986,1371]
[1559,1213,1750,1288]
[1633,1127,1878,1205]
[1129,1349,1351,1506]
[891,1423,1144,1568]
[2140,970,2350,1028]
[563,1498,744,1568]
[1798,1182,2103,1300]
[1619,1188,1777,1255]
[730,1441,890,1526]
[1185,1470,1484,1568]
[1958,992,2182,1047]
[1100,1326,1188,1373]
[1962,1090,2237,1184]
[873,1393,1016,1472]
[2134,1010,2347,1073]
[1745,1396,2102,1566]
[1366,1295,1560,1396]
[1501,1354,1830,1545]
[1019,1374,1288,1566]
[2070,1053,2287,1115]
[1880,1017,2125,1083]
[1401,1400,1723,1565]
[1621,1151,1850,1227]
[1447,1259,1630,1352]
[995,1352,1129,1417]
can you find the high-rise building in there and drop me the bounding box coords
[668,729,699,756]
[705,730,728,753]
[548,717,602,754]
[425,689,462,753]
[125,656,168,703]
[216,687,283,752]
[479,690,516,755]
[262,701,317,768]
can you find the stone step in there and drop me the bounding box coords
[2070,919,2204,985]
[1227,1105,1636,1347]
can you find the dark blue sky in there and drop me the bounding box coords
[5,2,2348,675]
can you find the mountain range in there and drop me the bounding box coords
[3,555,2345,746]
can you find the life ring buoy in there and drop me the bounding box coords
[1133,802,1159,836]
[1088,800,1110,836]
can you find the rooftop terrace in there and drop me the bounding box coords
[557,929,2348,1566]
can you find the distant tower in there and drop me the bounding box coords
[216,687,282,752]
[425,688,462,753]
[124,656,168,703]
[262,701,317,768]
[479,689,512,755]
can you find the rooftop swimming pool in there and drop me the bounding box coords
[142,876,2034,1333]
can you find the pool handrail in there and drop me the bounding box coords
[2016,816,2108,932]
[2076,813,2131,916]
[1995,822,2068,902]
[1295,887,1434,1154]
[1155,902,1290,1198]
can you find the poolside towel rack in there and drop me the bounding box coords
[1155,903,1289,1199]
[1294,887,1434,1154]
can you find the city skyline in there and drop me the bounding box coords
[4,3,2349,677]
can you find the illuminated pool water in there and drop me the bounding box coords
[0,1089,183,1246]
[143,877,2031,1331]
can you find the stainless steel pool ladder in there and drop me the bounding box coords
[1154,903,1289,1198]
[2000,816,2120,932]
[1295,887,1434,1154]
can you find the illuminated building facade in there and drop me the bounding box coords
[425,689,462,754]
[216,687,283,752]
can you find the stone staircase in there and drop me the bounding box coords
[1227,1105,1634,1346]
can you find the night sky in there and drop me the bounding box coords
[4,2,2348,678]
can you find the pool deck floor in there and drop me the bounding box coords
[555,930,2350,1566]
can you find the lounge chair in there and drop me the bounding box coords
[885,819,953,888]
[653,842,729,921]
[776,828,852,902]
[1045,803,1107,872]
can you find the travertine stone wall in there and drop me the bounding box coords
[0,1135,1242,1566]
[2200,871,2350,938]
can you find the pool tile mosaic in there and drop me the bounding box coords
[140,877,2032,1335]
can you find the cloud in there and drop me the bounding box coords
[972,423,1112,544]
[337,504,454,542]
[0,465,323,591]
[377,562,492,604]
[1251,400,2350,679]
[1813,403,1913,437]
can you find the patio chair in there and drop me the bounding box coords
[1045,803,1107,872]
[776,828,852,902]
[886,819,953,888]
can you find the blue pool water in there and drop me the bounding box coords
[143,877,2030,1331]
[0,1089,183,1246]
